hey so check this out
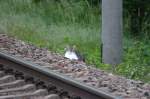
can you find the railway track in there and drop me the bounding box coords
[0,51,119,99]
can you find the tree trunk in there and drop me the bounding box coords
[130,7,144,37]
[102,0,123,66]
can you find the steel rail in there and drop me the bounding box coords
[0,51,121,99]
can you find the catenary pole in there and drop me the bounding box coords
[102,0,123,65]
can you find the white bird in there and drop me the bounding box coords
[64,45,78,60]
[64,45,85,61]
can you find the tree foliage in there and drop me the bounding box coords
[85,0,150,37]
[124,0,150,37]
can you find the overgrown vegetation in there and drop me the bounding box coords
[124,0,150,37]
[0,0,149,83]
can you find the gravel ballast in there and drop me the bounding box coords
[0,33,150,99]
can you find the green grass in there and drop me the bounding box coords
[0,0,149,83]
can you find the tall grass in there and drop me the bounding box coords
[0,0,100,49]
[0,0,149,82]
[0,0,101,67]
